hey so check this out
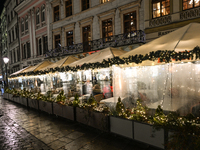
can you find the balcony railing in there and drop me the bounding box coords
[45,30,145,58]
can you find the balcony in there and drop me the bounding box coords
[45,30,145,58]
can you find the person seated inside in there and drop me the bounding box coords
[103,85,112,99]
[92,84,102,96]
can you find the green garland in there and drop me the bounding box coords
[9,46,200,78]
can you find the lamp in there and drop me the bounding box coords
[3,57,9,88]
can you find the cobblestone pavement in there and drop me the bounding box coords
[0,97,157,150]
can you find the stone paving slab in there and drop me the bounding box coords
[0,97,159,150]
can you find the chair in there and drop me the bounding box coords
[94,94,103,103]
[104,93,112,99]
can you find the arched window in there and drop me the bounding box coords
[25,15,28,30]
[21,18,24,33]
[36,8,40,25]
[41,4,45,22]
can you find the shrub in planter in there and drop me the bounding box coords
[39,91,54,114]
[76,95,110,131]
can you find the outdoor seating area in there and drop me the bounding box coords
[5,23,200,149]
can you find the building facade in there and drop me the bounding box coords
[0,7,8,83]
[46,0,145,59]
[144,0,200,42]
[5,0,20,74]
[14,0,48,69]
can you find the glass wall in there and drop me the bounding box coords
[112,62,200,116]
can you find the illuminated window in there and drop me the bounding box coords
[66,0,72,17]
[66,31,73,46]
[124,11,137,34]
[183,0,200,10]
[54,5,60,22]
[82,0,89,11]
[102,18,113,41]
[101,0,110,3]
[152,0,170,18]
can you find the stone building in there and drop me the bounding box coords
[14,0,48,69]
[144,0,200,42]
[46,0,145,60]
[5,0,20,74]
[0,7,8,82]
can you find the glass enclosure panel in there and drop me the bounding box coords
[171,62,200,116]
[93,68,112,98]
[113,64,171,110]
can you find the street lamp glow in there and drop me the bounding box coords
[3,57,9,64]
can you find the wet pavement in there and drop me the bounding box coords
[0,96,158,150]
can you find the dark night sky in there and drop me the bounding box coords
[0,0,6,15]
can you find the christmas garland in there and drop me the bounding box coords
[9,46,200,78]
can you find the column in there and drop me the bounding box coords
[31,8,37,57]
[46,0,53,50]
[28,10,34,58]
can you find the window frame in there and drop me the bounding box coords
[25,15,28,32]
[43,36,48,54]
[23,44,26,59]
[65,0,72,17]
[152,0,170,18]
[12,29,15,41]
[54,34,61,48]
[82,25,91,52]
[123,11,137,34]
[27,42,31,58]
[101,0,110,4]
[66,30,73,46]
[102,18,113,42]
[82,0,90,11]
[183,0,200,10]
[36,8,40,28]
[37,38,42,56]
[21,18,24,35]
[41,4,46,22]
[54,5,60,22]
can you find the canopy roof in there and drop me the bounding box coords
[9,66,33,76]
[41,56,79,71]
[22,60,53,73]
[69,47,126,67]
[121,23,200,58]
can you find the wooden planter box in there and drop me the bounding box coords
[20,97,28,106]
[13,97,20,103]
[63,105,75,121]
[53,103,63,117]
[39,101,53,114]
[110,116,133,139]
[76,107,109,131]
[53,103,75,121]
[28,98,39,110]
[3,93,8,99]
[134,122,165,149]
[8,94,13,101]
